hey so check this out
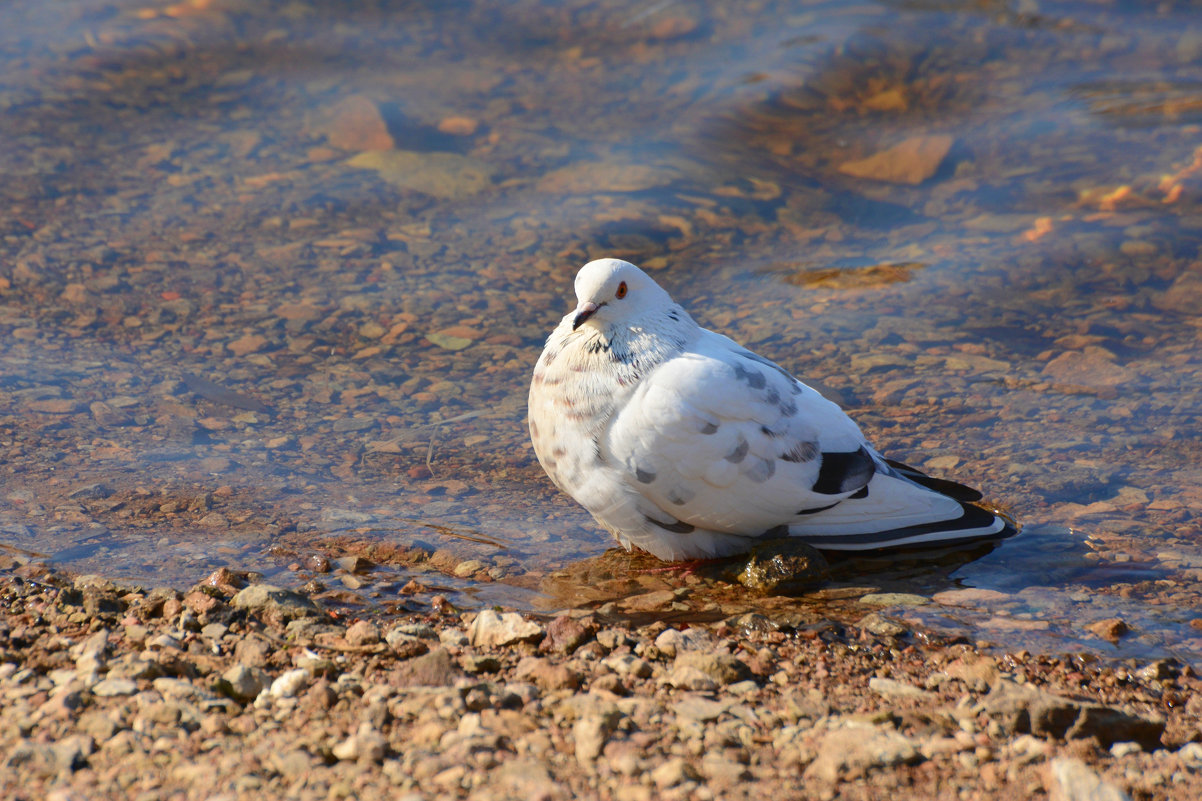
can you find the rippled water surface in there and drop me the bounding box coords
[2,0,1201,661]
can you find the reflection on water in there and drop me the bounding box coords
[2,0,1201,662]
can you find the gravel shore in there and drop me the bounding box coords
[2,557,1199,801]
[7,555,1202,798]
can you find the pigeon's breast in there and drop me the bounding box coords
[528,335,637,496]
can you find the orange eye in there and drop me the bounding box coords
[616,281,627,299]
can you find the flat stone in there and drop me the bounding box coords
[654,627,711,658]
[982,679,1164,749]
[346,150,494,199]
[650,756,700,788]
[231,584,323,626]
[1041,347,1136,390]
[859,592,930,607]
[468,610,544,648]
[804,725,920,782]
[219,664,271,703]
[1048,757,1131,801]
[931,588,1012,606]
[673,694,729,723]
[665,652,752,689]
[838,134,954,185]
[868,677,935,701]
[858,612,907,637]
[92,677,137,697]
[395,647,461,687]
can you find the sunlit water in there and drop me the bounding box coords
[2,0,1201,662]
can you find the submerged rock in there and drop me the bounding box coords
[733,538,829,594]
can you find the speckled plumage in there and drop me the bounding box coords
[528,258,1012,561]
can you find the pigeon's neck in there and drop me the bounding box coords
[591,304,697,379]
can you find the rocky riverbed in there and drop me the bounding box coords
[2,557,1199,801]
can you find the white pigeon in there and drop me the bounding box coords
[528,258,1013,561]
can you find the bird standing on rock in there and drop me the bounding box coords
[527,258,1014,561]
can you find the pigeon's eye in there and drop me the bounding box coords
[616,281,628,299]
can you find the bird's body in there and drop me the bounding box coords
[528,258,1013,561]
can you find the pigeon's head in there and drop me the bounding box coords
[571,258,673,331]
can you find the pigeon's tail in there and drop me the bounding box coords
[788,462,1015,551]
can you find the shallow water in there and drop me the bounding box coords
[2,0,1201,662]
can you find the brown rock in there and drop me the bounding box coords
[542,615,594,655]
[514,656,583,690]
[1152,265,1202,314]
[437,116,478,136]
[27,399,80,414]
[1087,618,1130,641]
[320,96,394,151]
[394,647,461,687]
[1041,346,1136,389]
[804,726,920,782]
[1047,757,1131,801]
[183,590,224,616]
[227,334,269,356]
[345,620,382,647]
[982,679,1164,749]
[838,134,955,185]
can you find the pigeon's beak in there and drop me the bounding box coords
[572,301,600,330]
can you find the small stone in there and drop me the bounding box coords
[438,628,470,648]
[467,610,544,648]
[27,399,80,414]
[232,584,323,626]
[654,627,712,658]
[665,652,752,689]
[858,612,907,637]
[318,95,394,152]
[345,620,382,647]
[426,331,473,351]
[67,483,115,500]
[227,334,269,356]
[574,711,621,766]
[334,555,372,573]
[347,150,494,199]
[858,592,930,607]
[804,725,920,782]
[220,664,271,703]
[1047,757,1131,801]
[542,615,593,654]
[514,656,582,690]
[395,647,460,687]
[673,694,729,722]
[838,134,954,185]
[1110,742,1141,758]
[1087,618,1130,641]
[601,653,653,679]
[92,678,137,697]
[1041,347,1136,390]
[452,559,487,578]
[437,116,478,136]
[461,655,501,674]
[868,677,935,700]
[332,722,387,763]
[270,668,310,699]
[650,757,700,788]
[734,538,829,593]
[1178,742,1202,769]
